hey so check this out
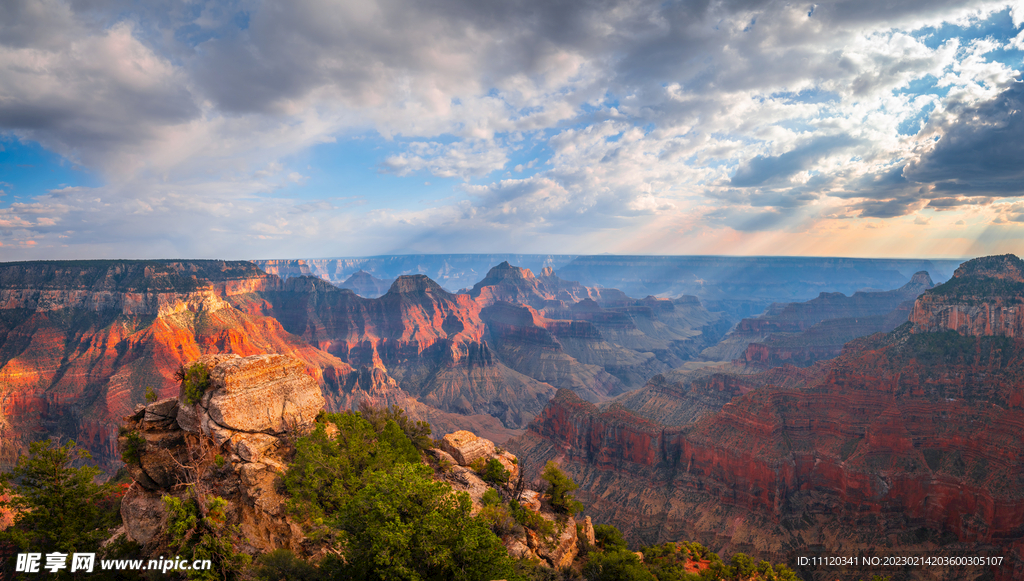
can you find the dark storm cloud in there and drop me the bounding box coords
[730,134,858,187]
[903,81,1024,195]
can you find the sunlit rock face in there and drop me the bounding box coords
[912,255,1024,337]
[0,258,724,476]
[119,354,321,556]
[0,260,365,473]
[508,255,1024,581]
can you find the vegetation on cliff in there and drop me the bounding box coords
[281,407,517,581]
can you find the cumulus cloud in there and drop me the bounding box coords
[1,0,1024,259]
[903,82,1024,194]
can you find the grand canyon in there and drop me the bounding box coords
[1,254,1021,580]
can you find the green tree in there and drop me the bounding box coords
[163,492,251,581]
[357,402,433,451]
[481,458,511,486]
[541,460,583,515]
[730,553,754,577]
[0,439,115,556]
[284,413,421,529]
[334,462,515,581]
[583,548,655,581]
[594,524,628,551]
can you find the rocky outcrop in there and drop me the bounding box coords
[442,430,497,465]
[912,255,1024,337]
[432,430,579,570]
[118,354,321,555]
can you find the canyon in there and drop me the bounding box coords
[507,255,1024,581]
[0,258,726,473]
[3,253,1006,580]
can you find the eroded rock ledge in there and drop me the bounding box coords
[118,353,324,555]
[118,353,586,571]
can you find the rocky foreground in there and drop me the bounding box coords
[116,353,589,570]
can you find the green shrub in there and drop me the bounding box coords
[594,524,627,551]
[120,430,146,465]
[284,414,421,527]
[510,500,555,538]
[482,488,503,507]
[583,548,655,581]
[469,456,487,473]
[541,460,583,515]
[481,458,511,486]
[478,503,517,536]
[357,402,433,450]
[335,463,515,581]
[163,492,251,580]
[179,362,211,406]
[144,385,158,403]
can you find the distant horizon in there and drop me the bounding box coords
[0,252,981,264]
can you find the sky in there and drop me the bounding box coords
[2,0,1024,260]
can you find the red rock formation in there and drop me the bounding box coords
[508,258,1024,581]
[0,259,724,478]
[912,255,1024,338]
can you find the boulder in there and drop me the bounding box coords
[143,398,180,429]
[444,465,491,516]
[232,433,280,463]
[504,533,539,561]
[121,486,167,546]
[441,430,495,466]
[204,354,324,434]
[520,489,542,512]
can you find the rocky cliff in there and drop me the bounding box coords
[508,256,1024,581]
[3,258,725,473]
[118,354,322,555]
[0,261,366,472]
[911,254,1024,337]
[118,359,585,572]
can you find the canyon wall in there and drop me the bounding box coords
[508,256,1024,580]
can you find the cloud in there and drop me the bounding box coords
[730,134,860,187]
[2,0,1024,259]
[903,82,1024,195]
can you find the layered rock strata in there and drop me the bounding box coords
[118,354,322,555]
[509,256,1024,581]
